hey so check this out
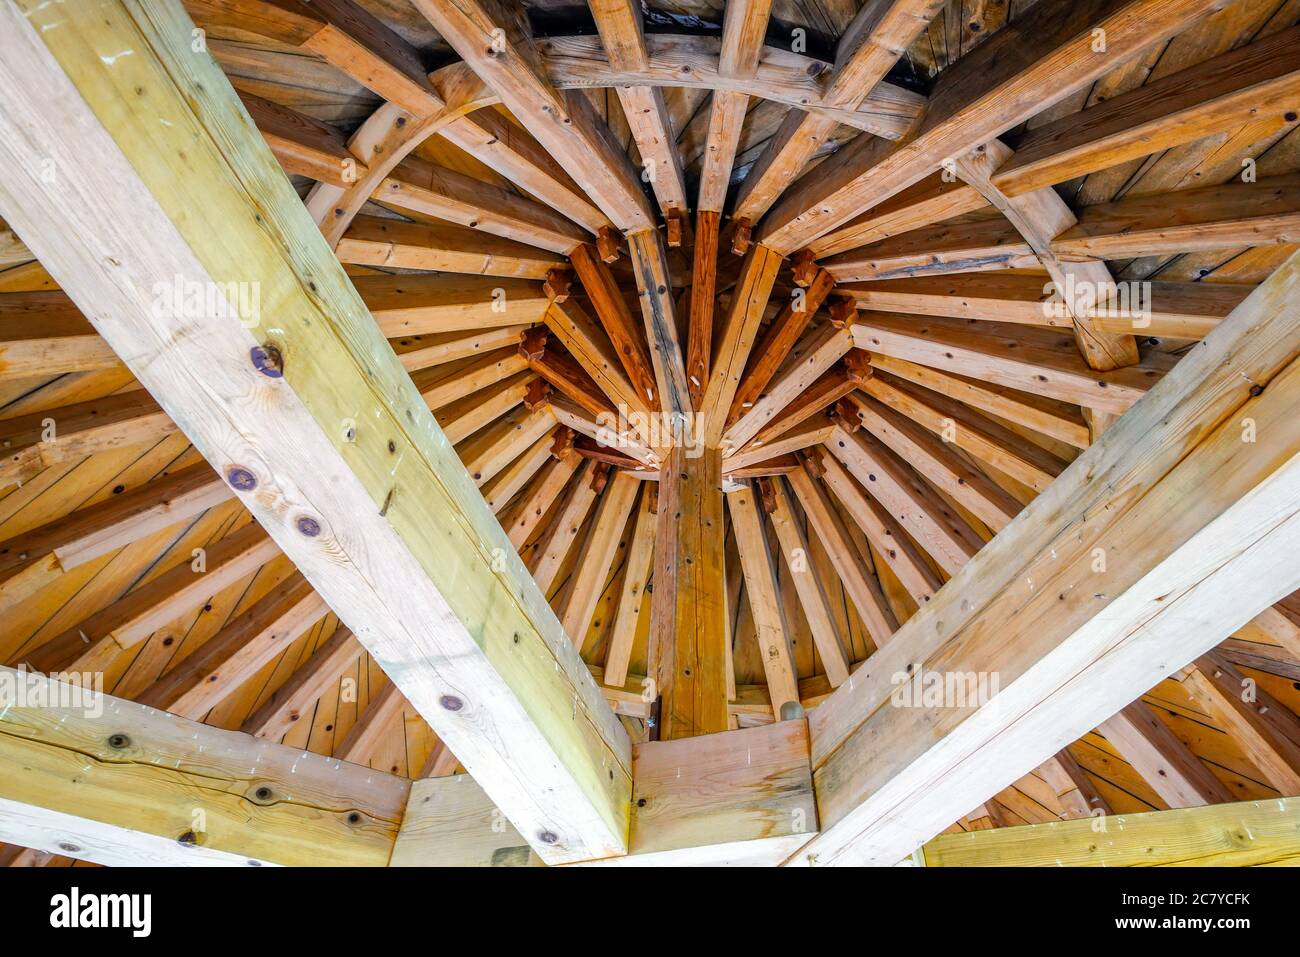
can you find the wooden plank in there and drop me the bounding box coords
[763,477,850,687]
[811,175,987,259]
[993,26,1300,196]
[922,797,1300,867]
[649,447,729,738]
[687,209,720,409]
[411,0,654,232]
[0,0,629,864]
[570,241,660,411]
[1099,700,1232,808]
[0,291,120,377]
[628,228,691,424]
[337,215,563,279]
[759,0,1228,254]
[242,625,362,739]
[603,486,656,688]
[559,472,640,648]
[792,251,1300,866]
[390,775,539,867]
[0,665,406,866]
[1052,174,1300,260]
[823,218,1038,282]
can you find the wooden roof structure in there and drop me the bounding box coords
[1,0,1300,868]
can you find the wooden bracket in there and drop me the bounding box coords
[665,207,684,248]
[729,217,752,256]
[550,426,576,463]
[801,446,827,478]
[843,349,873,386]
[833,397,863,432]
[518,326,548,361]
[827,295,857,329]
[791,249,817,288]
[524,377,552,410]
[589,461,612,494]
[597,226,622,263]
[543,268,571,303]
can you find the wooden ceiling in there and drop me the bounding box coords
[1,0,1300,867]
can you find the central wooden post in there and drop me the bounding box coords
[649,445,729,738]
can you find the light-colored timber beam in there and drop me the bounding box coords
[0,290,121,377]
[850,312,1173,415]
[0,0,629,865]
[758,0,1228,255]
[810,174,987,259]
[992,25,1300,197]
[559,472,641,649]
[0,665,408,866]
[242,625,363,739]
[1098,699,1233,808]
[789,250,1300,866]
[603,486,656,688]
[920,797,1300,867]
[410,0,654,233]
[357,275,551,336]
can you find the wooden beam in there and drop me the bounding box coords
[921,797,1300,867]
[411,0,655,232]
[823,218,1038,282]
[730,0,945,226]
[377,156,589,254]
[570,241,660,411]
[993,26,1300,196]
[559,472,640,648]
[242,625,362,739]
[628,228,691,424]
[0,665,406,866]
[338,215,563,279]
[851,312,1171,415]
[1099,700,1232,808]
[0,0,629,864]
[810,174,987,259]
[0,462,232,614]
[649,447,729,738]
[758,0,1227,254]
[763,477,851,687]
[587,0,687,217]
[1053,174,1300,260]
[357,274,550,336]
[791,251,1300,866]
[0,291,120,376]
[787,460,897,648]
[603,486,656,688]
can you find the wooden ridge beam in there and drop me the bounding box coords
[0,0,629,864]
[758,0,1228,254]
[791,251,1300,866]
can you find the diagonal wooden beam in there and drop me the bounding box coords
[411,0,654,233]
[731,0,946,227]
[242,625,363,739]
[1098,700,1232,808]
[337,215,564,279]
[791,251,1300,866]
[559,472,640,649]
[0,0,628,864]
[587,0,687,218]
[603,486,656,688]
[758,0,1228,255]
[993,25,1300,197]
